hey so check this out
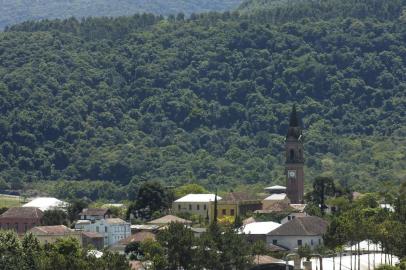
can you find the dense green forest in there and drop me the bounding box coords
[0,0,243,30]
[0,0,405,200]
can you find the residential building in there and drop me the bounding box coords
[79,208,112,221]
[30,225,82,245]
[261,194,290,211]
[172,194,221,220]
[82,231,105,250]
[147,215,192,226]
[240,221,281,242]
[131,224,160,234]
[211,192,262,221]
[0,207,43,234]
[23,197,68,211]
[267,216,328,250]
[110,231,156,254]
[285,105,305,204]
[77,218,131,247]
[280,212,308,224]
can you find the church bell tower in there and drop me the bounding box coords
[285,105,304,204]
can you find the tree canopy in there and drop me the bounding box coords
[0,0,405,196]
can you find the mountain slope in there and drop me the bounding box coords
[0,0,243,30]
[238,0,405,23]
[0,2,405,193]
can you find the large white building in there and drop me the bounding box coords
[75,218,130,247]
[267,216,328,250]
[172,194,221,218]
[23,197,69,211]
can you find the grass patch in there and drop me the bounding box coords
[0,195,24,208]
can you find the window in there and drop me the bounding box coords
[272,240,278,245]
[15,223,18,231]
[222,209,227,215]
[319,239,321,245]
[288,216,291,220]
[105,227,108,233]
[178,204,181,210]
[290,149,295,161]
[297,240,302,246]
[230,209,235,216]
[292,216,295,219]
[96,226,99,233]
[197,204,200,210]
[84,215,87,220]
[311,239,314,245]
[204,204,207,210]
[189,204,192,210]
[24,223,28,232]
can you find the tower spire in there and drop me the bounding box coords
[289,104,299,127]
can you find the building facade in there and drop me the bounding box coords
[267,216,328,250]
[172,194,221,220]
[30,225,82,245]
[210,192,262,221]
[77,218,131,247]
[0,207,43,234]
[285,105,305,204]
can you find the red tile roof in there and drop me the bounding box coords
[268,216,328,236]
[147,215,192,225]
[119,231,156,245]
[0,207,43,219]
[30,225,73,235]
[79,208,110,216]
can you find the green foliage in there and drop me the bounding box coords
[0,177,10,191]
[128,181,172,220]
[157,223,196,270]
[0,232,131,270]
[67,199,89,222]
[239,0,405,23]
[41,209,69,226]
[375,265,399,270]
[174,183,208,198]
[0,0,404,195]
[0,0,243,30]
[323,182,406,259]
[297,244,312,260]
[141,239,167,270]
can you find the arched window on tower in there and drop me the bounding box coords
[290,149,295,161]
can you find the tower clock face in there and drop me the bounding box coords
[288,170,296,178]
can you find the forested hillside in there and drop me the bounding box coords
[0,0,243,30]
[0,0,405,198]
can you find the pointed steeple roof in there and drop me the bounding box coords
[289,104,299,127]
[286,104,302,139]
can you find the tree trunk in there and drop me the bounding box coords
[373,248,375,269]
[368,241,370,270]
[358,242,361,270]
[350,243,353,270]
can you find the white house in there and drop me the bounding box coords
[76,218,130,247]
[23,197,69,211]
[172,194,221,218]
[240,221,281,242]
[267,216,328,250]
